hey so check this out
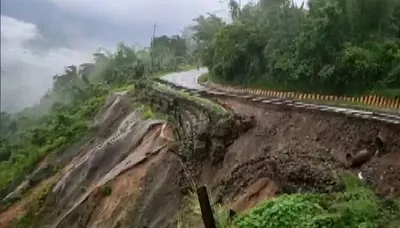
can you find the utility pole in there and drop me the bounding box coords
[152,22,157,44]
[150,22,157,73]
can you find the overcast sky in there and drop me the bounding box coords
[0,0,305,112]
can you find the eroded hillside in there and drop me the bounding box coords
[1,78,399,228]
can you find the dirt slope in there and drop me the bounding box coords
[207,97,400,207]
[0,91,178,228]
[2,82,399,228]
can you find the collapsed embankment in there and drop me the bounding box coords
[212,97,400,199]
[0,79,253,228]
[162,79,399,204]
[1,77,399,228]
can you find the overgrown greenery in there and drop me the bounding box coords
[179,175,400,228]
[12,180,57,228]
[197,73,209,84]
[154,83,226,114]
[192,0,400,97]
[3,2,399,226]
[101,185,112,197]
[0,33,197,200]
[0,89,108,198]
[234,175,400,228]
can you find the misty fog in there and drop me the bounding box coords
[0,0,305,112]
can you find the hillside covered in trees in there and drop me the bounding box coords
[193,0,400,97]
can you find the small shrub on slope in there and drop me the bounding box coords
[234,176,400,228]
[234,194,323,228]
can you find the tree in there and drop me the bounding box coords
[201,0,400,96]
[191,14,226,67]
[228,0,241,20]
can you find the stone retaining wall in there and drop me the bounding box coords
[134,79,254,165]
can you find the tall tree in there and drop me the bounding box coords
[199,0,400,96]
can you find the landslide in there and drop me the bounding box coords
[2,78,399,228]
[0,79,252,228]
[211,95,400,203]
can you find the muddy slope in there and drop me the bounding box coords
[44,81,253,228]
[41,90,179,228]
[2,79,399,228]
[1,91,175,228]
[207,97,400,208]
[1,81,253,228]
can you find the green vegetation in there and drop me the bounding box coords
[13,180,56,228]
[177,190,232,228]
[234,175,400,228]
[139,104,157,120]
[101,185,112,197]
[154,83,226,114]
[197,73,209,84]
[214,204,234,228]
[0,90,108,198]
[3,2,399,227]
[178,175,399,228]
[0,32,198,200]
[192,0,400,97]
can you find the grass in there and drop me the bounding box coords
[13,179,57,228]
[139,104,157,119]
[177,190,232,228]
[197,73,209,84]
[214,204,234,228]
[177,174,400,228]
[154,83,226,114]
[111,84,135,93]
[234,174,400,228]
[0,93,108,198]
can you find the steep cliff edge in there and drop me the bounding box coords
[1,77,399,228]
[0,80,252,228]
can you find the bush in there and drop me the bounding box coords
[195,0,400,98]
[0,94,107,197]
[234,175,399,228]
[101,185,112,196]
[197,73,209,84]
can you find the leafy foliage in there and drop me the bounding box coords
[197,73,209,84]
[12,180,56,228]
[0,36,196,199]
[0,91,107,198]
[234,175,400,228]
[194,0,400,97]
[190,13,226,67]
[101,185,112,197]
[235,194,323,228]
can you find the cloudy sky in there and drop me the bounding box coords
[0,0,304,112]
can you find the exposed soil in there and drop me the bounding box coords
[230,177,278,213]
[52,125,175,228]
[211,97,400,200]
[2,88,399,228]
[0,176,58,228]
[0,92,178,228]
[87,126,173,228]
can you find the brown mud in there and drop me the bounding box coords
[210,98,400,200]
[1,84,399,228]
